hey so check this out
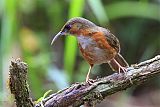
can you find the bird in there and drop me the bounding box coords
[51,17,129,82]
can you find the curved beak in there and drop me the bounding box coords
[51,31,65,45]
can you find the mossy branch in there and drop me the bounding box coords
[9,55,160,107]
[9,59,34,107]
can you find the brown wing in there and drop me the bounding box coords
[100,27,120,53]
[85,27,120,53]
[90,30,114,50]
[96,27,128,71]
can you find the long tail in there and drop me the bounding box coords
[108,53,129,71]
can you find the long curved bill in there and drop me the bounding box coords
[51,31,64,45]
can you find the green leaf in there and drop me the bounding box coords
[35,90,52,104]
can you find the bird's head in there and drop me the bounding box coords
[51,17,96,45]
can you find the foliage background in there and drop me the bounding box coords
[0,0,160,106]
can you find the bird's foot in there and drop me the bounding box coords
[86,79,94,85]
[118,66,127,74]
[118,66,133,84]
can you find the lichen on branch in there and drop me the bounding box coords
[9,58,33,107]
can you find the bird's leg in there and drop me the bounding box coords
[113,59,127,74]
[86,64,93,82]
[113,59,133,84]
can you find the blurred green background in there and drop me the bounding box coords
[0,0,160,107]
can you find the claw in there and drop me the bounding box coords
[113,59,133,84]
[118,66,127,74]
[86,79,94,85]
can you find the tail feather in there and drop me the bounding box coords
[108,53,129,71]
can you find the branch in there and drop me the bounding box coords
[8,55,160,107]
[9,58,34,107]
[34,55,160,107]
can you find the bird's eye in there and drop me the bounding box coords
[65,24,71,30]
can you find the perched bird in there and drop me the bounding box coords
[51,17,129,82]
